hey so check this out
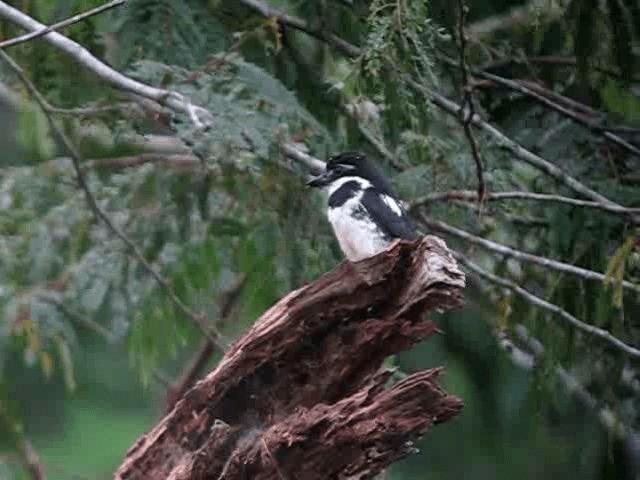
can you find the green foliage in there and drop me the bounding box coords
[357,0,441,148]
[1,0,640,478]
[127,55,331,161]
[110,0,230,69]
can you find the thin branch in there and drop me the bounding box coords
[165,274,246,413]
[0,49,224,349]
[512,325,640,455]
[238,0,361,58]
[465,64,640,158]
[38,294,117,343]
[419,213,640,295]
[457,253,640,358]
[47,102,134,117]
[402,73,629,210]
[466,0,564,40]
[456,0,486,205]
[410,190,640,220]
[496,323,639,452]
[0,2,212,127]
[0,0,124,48]
[82,153,203,171]
[485,55,640,84]
[282,143,325,173]
[0,404,45,480]
[342,103,400,170]
[15,438,45,480]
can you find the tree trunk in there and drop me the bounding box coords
[114,235,466,480]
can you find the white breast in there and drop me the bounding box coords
[327,193,389,262]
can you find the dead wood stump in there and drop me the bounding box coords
[114,235,466,479]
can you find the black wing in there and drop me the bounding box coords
[360,188,417,240]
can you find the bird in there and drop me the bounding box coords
[307,151,417,262]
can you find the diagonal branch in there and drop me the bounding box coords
[238,0,361,58]
[419,214,640,295]
[456,60,640,157]
[456,252,640,358]
[495,323,640,457]
[0,1,212,127]
[0,0,124,48]
[410,190,640,220]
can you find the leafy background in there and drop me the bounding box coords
[0,0,639,478]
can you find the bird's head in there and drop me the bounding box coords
[306,151,391,192]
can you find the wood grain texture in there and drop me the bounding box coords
[114,235,465,480]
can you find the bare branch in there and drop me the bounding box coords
[0,0,124,48]
[463,64,640,157]
[456,0,486,205]
[165,274,246,413]
[282,143,325,173]
[0,2,212,126]
[455,252,640,358]
[238,0,361,58]
[82,153,203,172]
[0,405,45,480]
[466,0,564,40]
[38,293,117,344]
[0,49,224,349]
[410,190,640,220]
[342,103,400,170]
[512,324,640,464]
[483,55,640,84]
[419,214,640,295]
[496,323,640,458]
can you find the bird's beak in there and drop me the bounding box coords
[306,169,337,188]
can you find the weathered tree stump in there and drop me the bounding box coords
[114,235,466,479]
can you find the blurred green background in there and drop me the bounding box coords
[1,0,639,478]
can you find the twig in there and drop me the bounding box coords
[466,0,564,40]
[512,324,640,467]
[410,190,640,220]
[15,438,45,480]
[456,0,486,206]
[282,143,325,173]
[82,153,203,171]
[38,293,117,343]
[485,55,640,84]
[47,102,134,117]
[0,404,45,480]
[341,103,400,170]
[495,322,640,458]
[0,49,224,348]
[165,275,246,412]
[0,2,212,126]
[456,252,640,358]
[419,213,640,295]
[466,65,640,158]
[238,0,360,58]
[0,0,125,48]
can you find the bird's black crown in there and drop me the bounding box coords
[308,151,393,193]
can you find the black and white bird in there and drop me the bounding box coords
[307,151,417,262]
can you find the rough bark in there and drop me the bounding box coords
[114,235,466,480]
